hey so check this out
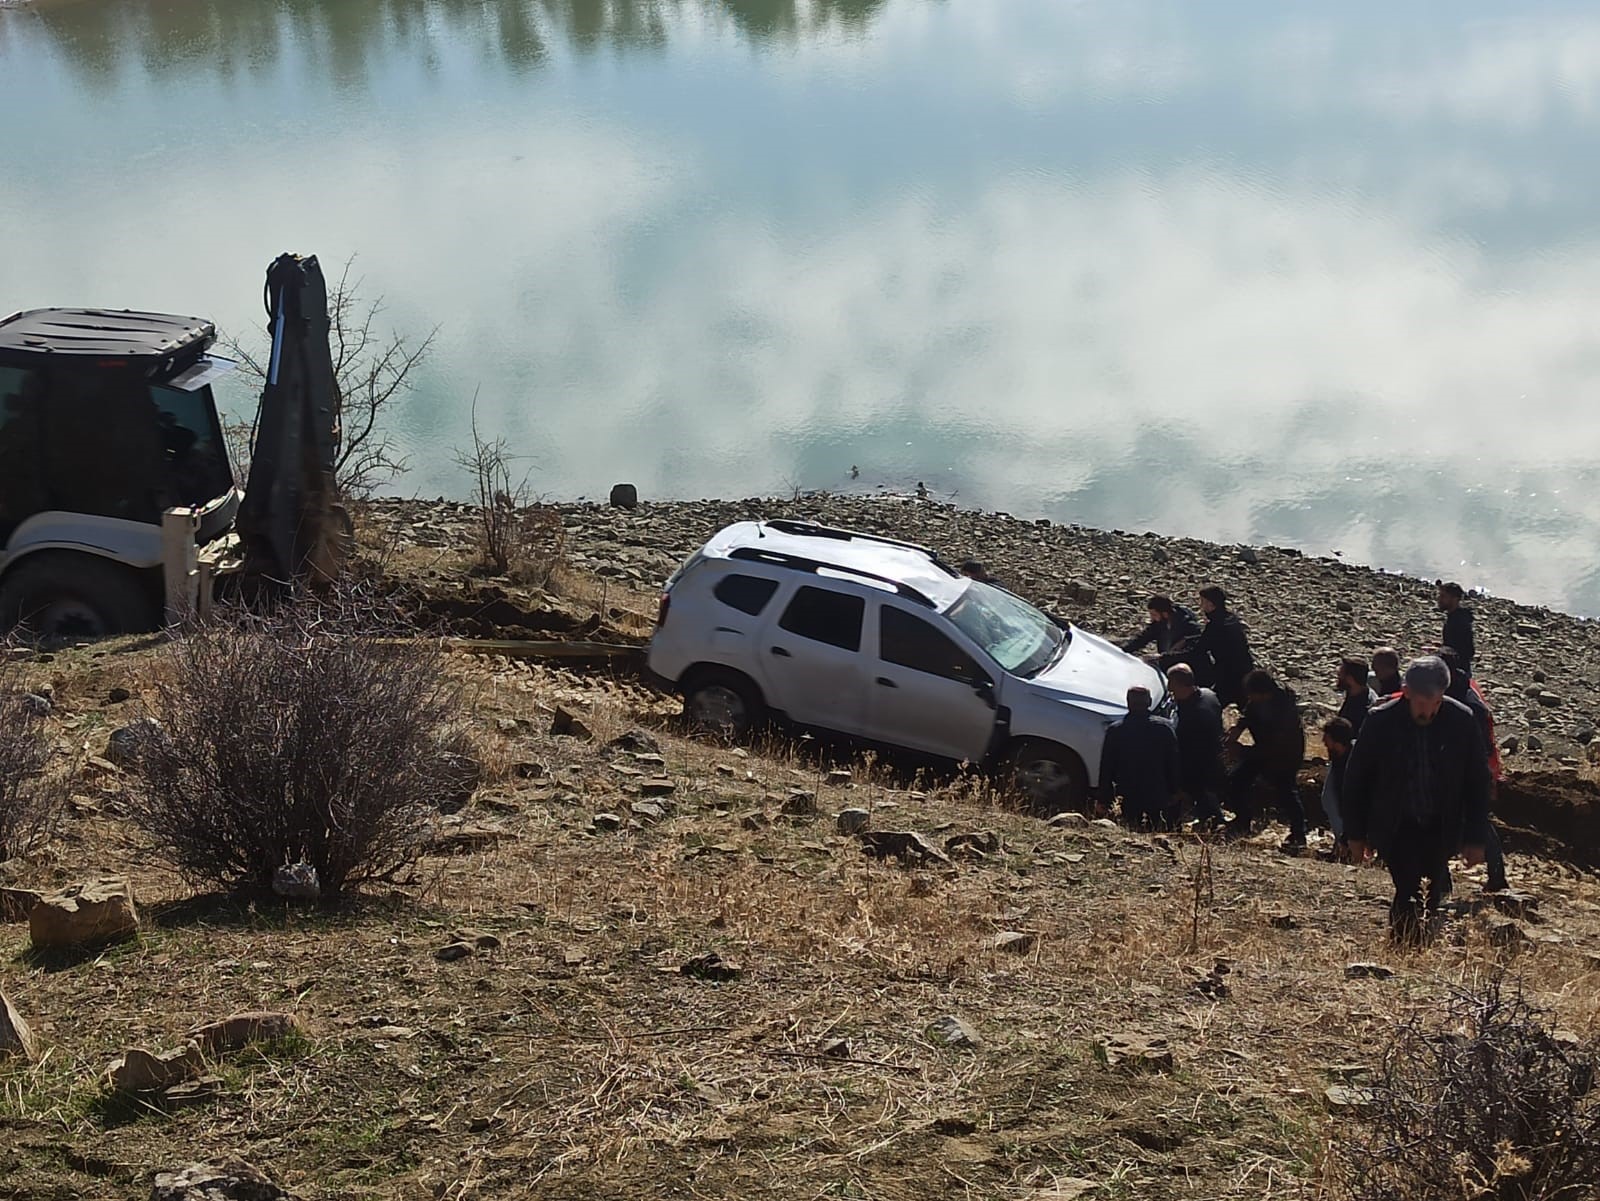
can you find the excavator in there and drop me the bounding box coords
[0,253,348,638]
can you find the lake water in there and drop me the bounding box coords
[4,0,1600,612]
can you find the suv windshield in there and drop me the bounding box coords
[944,581,1066,677]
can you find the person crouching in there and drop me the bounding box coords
[1098,686,1181,829]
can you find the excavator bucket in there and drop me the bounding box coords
[237,253,347,587]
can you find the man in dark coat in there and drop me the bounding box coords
[1195,586,1255,709]
[1342,656,1491,941]
[1369,648,1403,698]
[1099,686,1180,829]
[1166,663,1226,826]
[1122,595,1204,674]
[1224,669,1308,852]
[1437,647,1509,893]
[1336,657,1376,735]
[1321,717,1355,860]
[1437,582,1476,679]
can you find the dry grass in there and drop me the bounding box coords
[1,635,1599,1200]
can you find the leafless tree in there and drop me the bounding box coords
[224,255,438,497]
[452,396,533,575]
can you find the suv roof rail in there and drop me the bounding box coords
[728,546,937,608]
[761,519,958,573]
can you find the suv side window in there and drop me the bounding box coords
[0,365,48,540]
[713,573,780,616]
[778,586,864,652]
[881,607,988,684]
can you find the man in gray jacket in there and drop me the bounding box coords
[1342,656,1490,941]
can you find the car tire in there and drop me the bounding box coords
[0,552,159,641]
[1004,738,1089,815]
[681,667,766,742]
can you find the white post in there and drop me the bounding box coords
[161,508,200,626]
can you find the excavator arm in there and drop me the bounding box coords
[236,253,347,587]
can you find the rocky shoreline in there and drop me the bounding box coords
[369,491,1600,770]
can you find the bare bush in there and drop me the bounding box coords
[1341,976,1600,1201]
[0,656,64,861]
[224,255,437,498]
[122,598,467,899]
[453,399,536,575]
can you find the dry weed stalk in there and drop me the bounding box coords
[0,652,65,861]
[1184,842,1216,953]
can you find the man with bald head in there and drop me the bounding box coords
[1098,685,1181,829]
[1342,656,1491,942]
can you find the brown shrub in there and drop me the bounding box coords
[0,654,63,861]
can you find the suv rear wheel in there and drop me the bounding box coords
[0,553,158,641]
[682,667,765,741]
[1004,738,1089,815]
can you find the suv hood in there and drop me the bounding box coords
[1023,626,1166,716]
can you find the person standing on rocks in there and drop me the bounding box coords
[960,561,997,586]
[1195,586,1255,709]
[1342,656,1491,942]
[1437,582,1475,679]
[1223,669,1308,853]
[1369,648,1403,698]
[1336,657,1377,735]
[1123,595,1204,673]
[1320,716,1355,861]
[1166,664,1227,828]
[1098,686,1181,829]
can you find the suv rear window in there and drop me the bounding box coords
[713,573,780,616]
[778,586,864,652]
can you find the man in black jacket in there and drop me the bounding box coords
[1224,669,1307,853]
[1369,648,1403,698]
[1123,595,1204,672]
[1166,664,1226,827]
[1196,586,1255,709]
[1343,655,1490,942]
[1437,582,1475,679]
[1099,686,1181,829]
[1336,657,1376,735]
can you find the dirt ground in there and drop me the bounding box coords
[3,620,1599,1200]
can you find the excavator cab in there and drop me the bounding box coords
[0,253,347,639]
[0,309,242,637]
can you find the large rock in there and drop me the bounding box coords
[0,989,40,1061]
[150,1161,299,1201]
[0,885,41,923]
[609,483,639,509]
[30,876,139,950]
[108,1042,204,1093]
[105,718,166,769]
[189,1012,303,1056]
[1096,1030,1174,1073]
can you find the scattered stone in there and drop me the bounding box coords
[825,769,852,786]
[435,940,475,962]
[631,800,667,823]
[631,752,667,769]
[1238,546,1260,565]
[820,1037,853,1059]
[859,830,950,866]
[424,821,513,854]
[1345,962,1395,980]
[1096,1030,1174,1073]
[0,989,39,1061]
[605,728,661,755]
[714,763,736,777]
[639,778,677,798]
[1537,691,1564,708]
[1047,812,1087,828]
[550,707,592,739]
[836,807,871,834]
[739,810,769,831]
[1500,735,1520,753]
[150,1161,299,1201]
[189,1012,302,1056]
[271,863,320,903]
[106,717,166,769]
[19,692,51,717]
[609,483,639,509]
[1526,734,1545,752]
[947,830,1000,857]
[926,1015,982,1049]
[1491,890,1540,918]
[1268,912,1300,930]
[107,1042,205,1093]
[1325,1084,1378,1115]
[1515,621,1542,636]
[514,760,548,780]
[162,1075,225,1109]
[781,790,817,816]
[680,951,742,981]
[592,812,623,832]
[1484,917,1527,949]
[1091,818,1120,830]
[995,930,1037,955]
[30,876,140,950]
[0,886,41,923]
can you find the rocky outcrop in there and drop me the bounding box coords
[29,877,139,950]
[149,1162,298,1201]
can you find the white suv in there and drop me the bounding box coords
[647,519,1165,811]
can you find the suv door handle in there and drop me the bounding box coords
[875,677,897,688]
[770,646,791,657]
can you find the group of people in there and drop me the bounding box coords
[1098,581,1501,941]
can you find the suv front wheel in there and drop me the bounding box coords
[682,667,766,742]
[1004,738,1089,815]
